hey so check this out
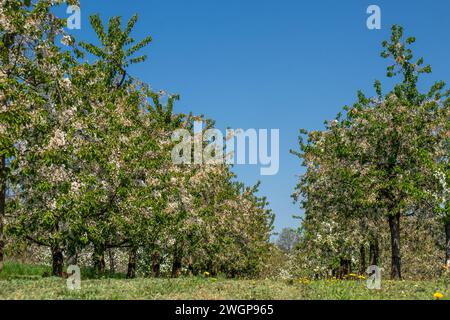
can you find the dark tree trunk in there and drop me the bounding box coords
[207,260,213,275]
[127,248,137,279]
[339,258,351,279]
[446,220,450,269]
[369,237,379,266]
[359,245,366,275]
[108,248,115,274]
[51,246,64,277]
[333,257,352,279]
[0,155,5,273]
[0,33,14,274]
[187,256,194,276]
[151,251,160,277]
[388,213,402,279]
[171,253,182,278]
[93,246,105,275]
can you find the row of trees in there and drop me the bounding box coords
[292,26,449,279]
[2,2,446,282]
[0,0,274,278]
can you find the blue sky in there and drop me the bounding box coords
[64,0,450,233]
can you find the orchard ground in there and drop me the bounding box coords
[0,261,448,300]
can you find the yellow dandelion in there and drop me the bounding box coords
[433,292,444,300]
[203,271,210,277]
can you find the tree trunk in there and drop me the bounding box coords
[171,252,182,278]
[339,258,351,279]
[0,31,14,274]
[51,246,64,277]
[369,237,379,266]
[187,256,194,276]
[108,248,115,274]
[151,251,160,277]
[93,246,105,275]
[0,155,5,273]
[126,248,137,279]
[359,245,366,275]
[388,213,402,279]
[446,220,450,270]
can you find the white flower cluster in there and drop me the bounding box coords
[433,169,449,216]
[48,129,67,149]
[61,35,73,46]
[0,4,13,32]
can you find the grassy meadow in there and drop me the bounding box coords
[0,261,448,300]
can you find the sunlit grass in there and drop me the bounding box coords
[0,262,449,300]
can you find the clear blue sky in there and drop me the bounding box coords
[64,0,450,233]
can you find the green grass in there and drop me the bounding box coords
[0,262,449,300]
[0,261,51,280]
